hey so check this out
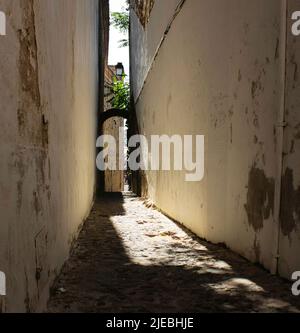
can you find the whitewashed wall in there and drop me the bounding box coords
[130,0,300,279]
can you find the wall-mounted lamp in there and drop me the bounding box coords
[115,62,125,79]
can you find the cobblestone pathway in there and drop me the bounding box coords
[48,193,300,313]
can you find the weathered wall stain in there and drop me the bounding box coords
[33,191,41,216]
[42,115,49,148]
[244,166,275,231]
[17,0,49,148]
[253,235,261,263]
[275,38,279,60]
[14,154,26,214]
[238,69,242,82]
[0,0,102,313]
[280,168,300,237]
[24,269,31,313]
[129,0,300,280]
[251,79,262,101]
[14,0,52,308]
[274,1,300,276]
[16,0,50,220]
[34,227,48,300]
[18,0,41,109]
[17,108,27,137]
[290,52,298,88]
[132,0,155,28]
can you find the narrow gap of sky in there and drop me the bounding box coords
[109,0,130,78]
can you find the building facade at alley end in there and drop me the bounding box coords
[130,0,300,280]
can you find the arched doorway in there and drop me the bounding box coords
[100,109,128,193]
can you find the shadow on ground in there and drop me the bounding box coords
[47,193,300,313]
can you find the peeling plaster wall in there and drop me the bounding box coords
[279,0,300,278]
[130,0,297,277]
[0,0,101,312]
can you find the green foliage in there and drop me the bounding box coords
[111,11,129,34]
[112,76,130,110]
[111,10,129,48]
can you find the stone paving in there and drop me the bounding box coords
[48,193,300,313]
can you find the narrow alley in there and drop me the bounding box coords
[1,0,300,317]
[48,193,300,313]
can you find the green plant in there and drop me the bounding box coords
[112,76,130,110]
[111,10,129,48]
[111,11,129,34]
